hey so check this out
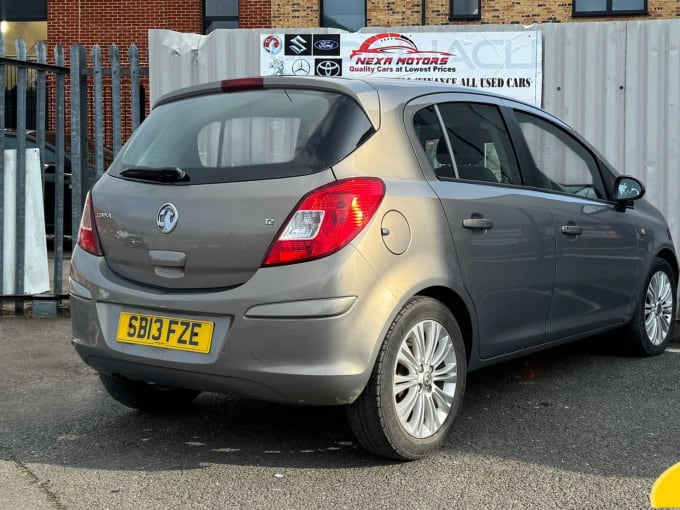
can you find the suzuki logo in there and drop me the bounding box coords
[157,203,179,234]
[289,35,307,55]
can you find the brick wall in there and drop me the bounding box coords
[269,0,679,27]
[45,1,680,53]
[368,0,421,26]
[272,0,319,28]
[46,0,202,143]
[48,0,202,66]
[242,0,272,27]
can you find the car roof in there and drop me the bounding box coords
[154,76,545,131]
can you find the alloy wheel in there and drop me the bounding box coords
[393,319,457,438]
[644,270,674,345]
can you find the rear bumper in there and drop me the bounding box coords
[73,341,369,405]
[70,245,398,405]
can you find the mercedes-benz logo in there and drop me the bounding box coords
[292,59,311,75]
[157,203,179,234]
[316,60,341,77]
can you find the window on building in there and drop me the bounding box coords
[0,0,47,21]
[203,0,239,33]
[450,0,481,20]
[573,0,647,17]
[321,0,366,32]
[0,21,47,56]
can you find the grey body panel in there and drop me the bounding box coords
[70,77,678,406]
[435,183,555,357]
[71,242,397,405]
[70,175,470,404]
[92,170,334,289]
[545,195,641,339]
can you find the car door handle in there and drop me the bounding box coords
[561,225,583,235]
[462,218,494,230]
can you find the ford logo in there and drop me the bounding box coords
[314,40,340,51]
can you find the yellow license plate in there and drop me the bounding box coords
[116,312,214,354]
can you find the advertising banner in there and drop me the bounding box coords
[260,31,542,105]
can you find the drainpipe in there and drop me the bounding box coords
[421,0,426,25]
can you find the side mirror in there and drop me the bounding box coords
[613,176,645,210]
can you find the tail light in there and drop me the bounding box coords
[263,178,385,266]
[77,192,103,256]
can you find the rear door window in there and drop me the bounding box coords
[413,102,522,185]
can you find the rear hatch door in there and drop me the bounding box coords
[92,172,333,289]
[92,85,375,289]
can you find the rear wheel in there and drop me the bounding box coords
[621,258,677,356]
[99,373,200,412]
[347,297,466,460]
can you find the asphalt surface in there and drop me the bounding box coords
[1,315,679,510]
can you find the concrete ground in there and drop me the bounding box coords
[0,314,679,509]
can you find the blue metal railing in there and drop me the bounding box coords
[0,38,147,316]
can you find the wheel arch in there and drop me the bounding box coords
[416,286,474,367]
[657,248,679,285]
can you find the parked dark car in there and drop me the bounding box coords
[70,77,678,460]
[3,130,114,237]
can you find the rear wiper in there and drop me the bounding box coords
[120,166,188,183]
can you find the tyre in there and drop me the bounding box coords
[621,258,677,356]
[347,297,466,460]
[99,373,200,412]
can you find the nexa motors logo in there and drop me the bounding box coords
[349,33,454,66]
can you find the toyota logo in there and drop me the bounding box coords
[316,60,341,77]
[292,59,311,75]
[157,203,179,234]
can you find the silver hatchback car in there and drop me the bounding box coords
[70,76,678,460]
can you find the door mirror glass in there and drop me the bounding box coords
[614,176,645,202]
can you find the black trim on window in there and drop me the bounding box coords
[499,106,539,188]
[320,0,367,31]
[572,0,647,18]
[449,0,481,20]
[0,0,47,21]
[202,0,239,34]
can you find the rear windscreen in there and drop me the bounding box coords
[109,88,375,184]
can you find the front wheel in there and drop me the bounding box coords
[347,297,466,460]
[621,258,677,356]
